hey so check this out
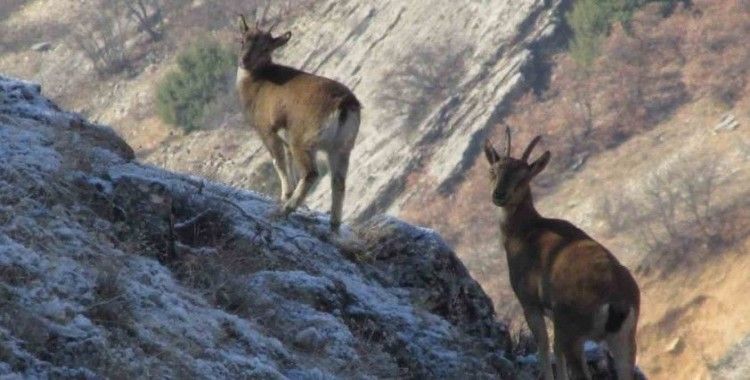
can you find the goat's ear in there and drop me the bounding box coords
[529,151,550,178]
[484,139,500,164]
[272,31,292,48]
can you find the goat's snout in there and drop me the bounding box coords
[494,188,507,200]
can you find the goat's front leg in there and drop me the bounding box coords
[283,145,297,200]
[553,323,569,380]
[524,307,554,380]
[260,132,293,202]
[282,146,318,215]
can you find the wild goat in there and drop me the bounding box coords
[236,15,361,231]
[484,128,640,380]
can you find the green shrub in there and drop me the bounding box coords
[156,40,235,132]
[566,0,684,66]
[566,0,615,66]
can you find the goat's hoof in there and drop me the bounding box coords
[270,206,293,220]
[330,222,341,233]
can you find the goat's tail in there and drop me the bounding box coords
[337,93,361,125]
[333,94,361,150]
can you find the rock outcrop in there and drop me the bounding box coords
[1,75,518,378]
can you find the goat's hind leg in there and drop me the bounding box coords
[283,144,297,198]
[605,308,637,380]
[553,326,569,380]
[326,150,350,232]
[554,311,591,380]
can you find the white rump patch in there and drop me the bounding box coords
[318,107,359,153]
[592,304,610,336]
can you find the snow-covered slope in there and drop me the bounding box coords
[0,75,516,378]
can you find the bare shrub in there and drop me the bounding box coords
[377,41,471,131]
[118,0,164,41]
[558,83,598,171]
[597,195,638,233]
[598,155,740,274]
[71,3,132,76]
[680,2,750,106]
[637,158,724,261]
[84,263,134,331]
[174,253,253,315]
[186,0,317,32]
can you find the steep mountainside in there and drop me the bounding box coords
[149,0,568,222]
[0,0,569,223]
[398,2,750,379]
[2,73,652,379]
[3,1,750,379]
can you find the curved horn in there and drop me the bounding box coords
[521,135,542,162]
[268,18,281,34]
[253,6,261,30]
[255,2,271,31]
[504,124,512,157]
[239,13,249,31]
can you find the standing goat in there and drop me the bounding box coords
[236,14,361,231]
[484,128,640,380]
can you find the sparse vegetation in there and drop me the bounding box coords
[85,263,134,331]
[566,0,615,66]
[175,254,254,315]
[597,154,748,275]
[155,40,235,132]
[71,4,132,76]
[70,0,169,76]
[118,0,165,41]
[0,304,50,364]
[566,0,691,66]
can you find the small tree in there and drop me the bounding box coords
[566,0,619,66]
[155,40,235,132]
[118,0,165,41]
[71,4,132,76]
[377,41,470,131]
[594,150,742,276]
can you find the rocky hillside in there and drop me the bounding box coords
[3,1,750,379]
[3,68,655,378]
[146,0,568,223]
[0,75,524,378]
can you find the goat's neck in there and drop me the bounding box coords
[499,192,541,241]
[236,66,264,103]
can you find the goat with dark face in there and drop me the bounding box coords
[236,15,361,232]
[485,128,640,380]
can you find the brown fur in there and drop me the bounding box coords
[236,16,361,231]
[485,129,640,380]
